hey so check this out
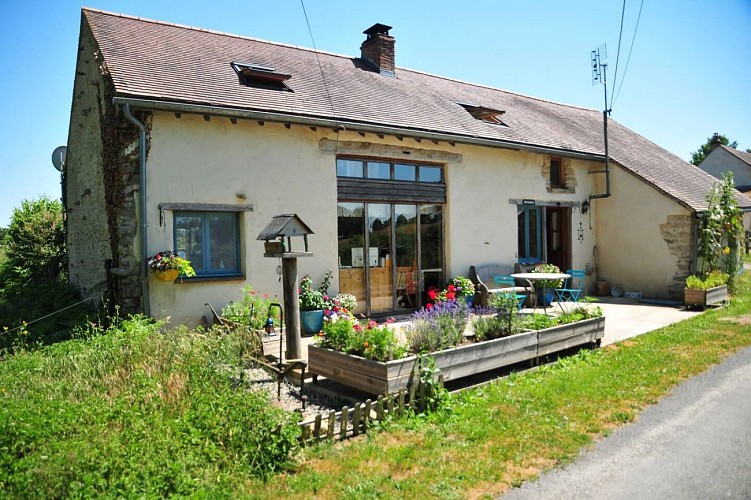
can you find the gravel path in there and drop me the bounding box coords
[244,364,346,421]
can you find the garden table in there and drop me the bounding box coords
[510,272,571,315]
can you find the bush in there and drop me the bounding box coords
[685,271,729,290]
[318,316,406,361]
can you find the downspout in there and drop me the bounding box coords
[589,109,612,201]
[122,103,150,316]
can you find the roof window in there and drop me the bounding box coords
[457,102,507,126]
[231,62,292,91]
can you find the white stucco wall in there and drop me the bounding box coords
[445,146,597,278]
[699,148,751,187]
[141,111,685,324]
[593,163,691,298]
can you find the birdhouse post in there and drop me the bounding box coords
[256,214,314,360]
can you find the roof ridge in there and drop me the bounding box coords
[81,7,354,61]
[719,144,751,165]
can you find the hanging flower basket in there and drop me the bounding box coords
[146,251,196,282]
[154,269,180,282]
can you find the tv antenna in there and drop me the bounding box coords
[590,44,611,200]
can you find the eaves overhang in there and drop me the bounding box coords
[112,96,606,163]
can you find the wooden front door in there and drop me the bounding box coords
[546,207,570,272]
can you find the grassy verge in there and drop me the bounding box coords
[249,272,751,498]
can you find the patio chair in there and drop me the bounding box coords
[493,275,527,310]
[555,269,585,305]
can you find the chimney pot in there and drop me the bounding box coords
[361,23,395,77]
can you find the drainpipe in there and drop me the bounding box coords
[589,109,612,201]
[122,103,150,316]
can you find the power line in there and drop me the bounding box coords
[300,0,336,116]
[4,294,99,334]
[613,0,645,107]
[609,0,627,111]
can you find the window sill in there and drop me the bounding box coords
[174,274,246,284]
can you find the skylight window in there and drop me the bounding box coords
[457,102,507,126]
[231,61,292,91]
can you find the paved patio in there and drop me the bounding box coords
[272,298,705,362]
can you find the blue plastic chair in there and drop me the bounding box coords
[555,269,585,305]
[493,275,526,310]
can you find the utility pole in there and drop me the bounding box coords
[591,45,611,199]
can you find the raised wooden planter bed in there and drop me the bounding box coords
[537,317,605,356]
[309,317,606,395]
[684,285,728,309]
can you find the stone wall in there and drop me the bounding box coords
[66,15,148,316]
[660,214,694,299]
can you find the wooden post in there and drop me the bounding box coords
[282,257,301,360]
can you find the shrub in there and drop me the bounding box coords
[299,272,332,311]
[473,293,522,341]
[406,300,469,353]
[221,286,278,330]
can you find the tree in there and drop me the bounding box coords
[0,197,66,294]
[690,133,738,165]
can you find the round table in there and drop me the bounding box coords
[510,272,571,314]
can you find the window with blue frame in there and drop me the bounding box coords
[517,206,542,262]
[174,211,240,276]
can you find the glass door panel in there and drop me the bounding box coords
[395,205,417,311]
[420,204,444,303]
[337,202,366,314]
[367,203,393,314]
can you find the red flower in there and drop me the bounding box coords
[446,291,456,300]
[427,303,434,310]
[367,320,377,329]
[353,323,363,332]
[428,289,437,300]
[448,284,456,292]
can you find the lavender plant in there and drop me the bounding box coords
[406,300,469,353]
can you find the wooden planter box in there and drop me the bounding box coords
[308,346,418,395]
[537,317,606,356]
[684,285,728,309]
[309,317,605,395]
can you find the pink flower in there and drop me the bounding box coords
[386,317,395,324]
[367,319,377,329]
[353,323,363,332]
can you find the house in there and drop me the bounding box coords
[698,134,751,192]
[65,8,751,326]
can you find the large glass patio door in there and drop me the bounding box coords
[337,202,442,315]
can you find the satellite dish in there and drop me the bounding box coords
[51,146,67,172]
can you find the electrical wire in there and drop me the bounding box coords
[4,294,99,334]
[300,0,336,116]
[609,0,627,111]
[612,0,645,107]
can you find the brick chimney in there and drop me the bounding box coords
[360,23,395,77]
[710,132,723,151]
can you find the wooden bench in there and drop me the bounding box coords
[468,264,533,307]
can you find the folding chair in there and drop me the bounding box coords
[493,275,527,310]
[555,269,585,305]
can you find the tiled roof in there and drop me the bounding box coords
[81,8,751,211]
[718,145,751,167]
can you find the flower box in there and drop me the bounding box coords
[309,317,605,395]
[684,285,728,309]
[536,317,605,356]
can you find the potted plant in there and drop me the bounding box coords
[450,275,475,305]
[531,263,563,306]
[684,271,729,309]
[298,271,332,334]
[146,251,195,282]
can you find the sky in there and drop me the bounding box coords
[1,0,749,227]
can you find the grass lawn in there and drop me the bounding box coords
[2,273,751,497]
[250,272,751,498]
